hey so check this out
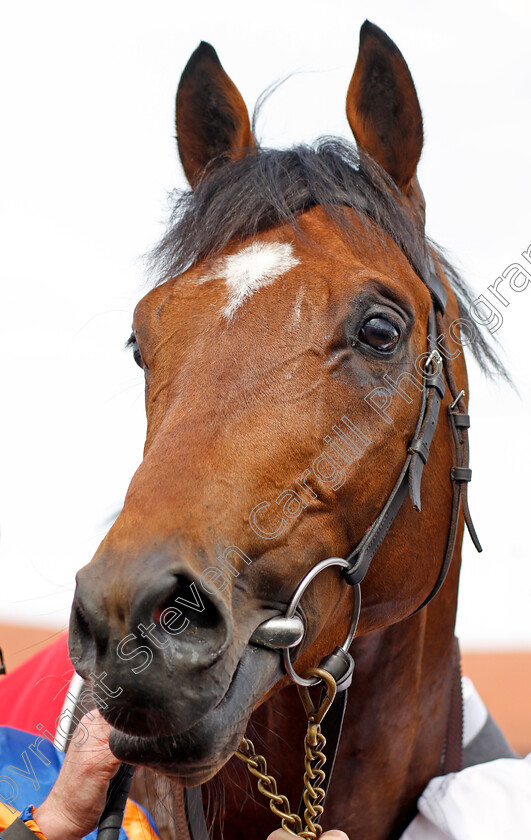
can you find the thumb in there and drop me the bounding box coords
[321,833,350,840]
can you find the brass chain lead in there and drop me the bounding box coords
[235,736,303,836]
[298,666,337,837]
[299,726,327,838]
[235,667,337,840]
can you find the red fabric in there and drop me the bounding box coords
[0,633,73,736]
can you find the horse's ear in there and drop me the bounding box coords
[176,42,255,187]
[347,21,424,207]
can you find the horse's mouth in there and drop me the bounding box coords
[107,642,283,783]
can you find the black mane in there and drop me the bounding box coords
[148,137,506,379]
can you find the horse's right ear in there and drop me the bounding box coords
[176,42,255,188]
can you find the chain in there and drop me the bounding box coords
[235,736,303,836]
[299,724,327,838]
[235,667,337,840]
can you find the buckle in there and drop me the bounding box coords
[423,348,443,377]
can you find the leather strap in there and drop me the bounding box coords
[183,788,209,840]
[342,454,412,586]
[343,305,445,587]
[411,319,483,615]
[437,311,481,554]
[420,250,448,314]
[344,305,481,619]
[96,764,136,840]
[319,687,348,791]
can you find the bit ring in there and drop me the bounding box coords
[282,557,361,687]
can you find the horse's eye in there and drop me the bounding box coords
[356,317,400,353]
[133,346,144,369]
[126,333,144,369]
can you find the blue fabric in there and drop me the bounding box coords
[18,805,35,823]
[0,727,129,839]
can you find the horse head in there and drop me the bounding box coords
[69,23,485,805]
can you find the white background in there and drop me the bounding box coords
[1,0,530,648]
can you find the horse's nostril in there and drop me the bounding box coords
[153,574,223,634]
[70,564,232,675]
[75,604,91,640]
[129,569,232,661]
[69,599,101,674]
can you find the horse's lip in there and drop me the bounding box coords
[107,640,283,779]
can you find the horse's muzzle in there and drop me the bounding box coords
[68,561,235,735]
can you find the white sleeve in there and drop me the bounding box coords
[399,754,531,840]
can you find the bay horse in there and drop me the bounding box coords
[69,21,505,840]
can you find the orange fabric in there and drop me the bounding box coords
[0,799,158,839]
[0,803,46,839]
[18,818,46,840]
[122,800,159,840]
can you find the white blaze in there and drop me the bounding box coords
[198,241,300,320]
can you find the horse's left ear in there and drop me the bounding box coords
[347,21,424,218]
[176,41,256,187]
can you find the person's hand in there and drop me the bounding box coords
[31,712,348,840]
[267,832,348,839]
[33,711,122,840]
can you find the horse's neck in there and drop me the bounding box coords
[216,560,461,840]
[325,606,459,839]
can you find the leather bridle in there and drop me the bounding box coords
[251,252,481,643]
[244,251,483,828]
